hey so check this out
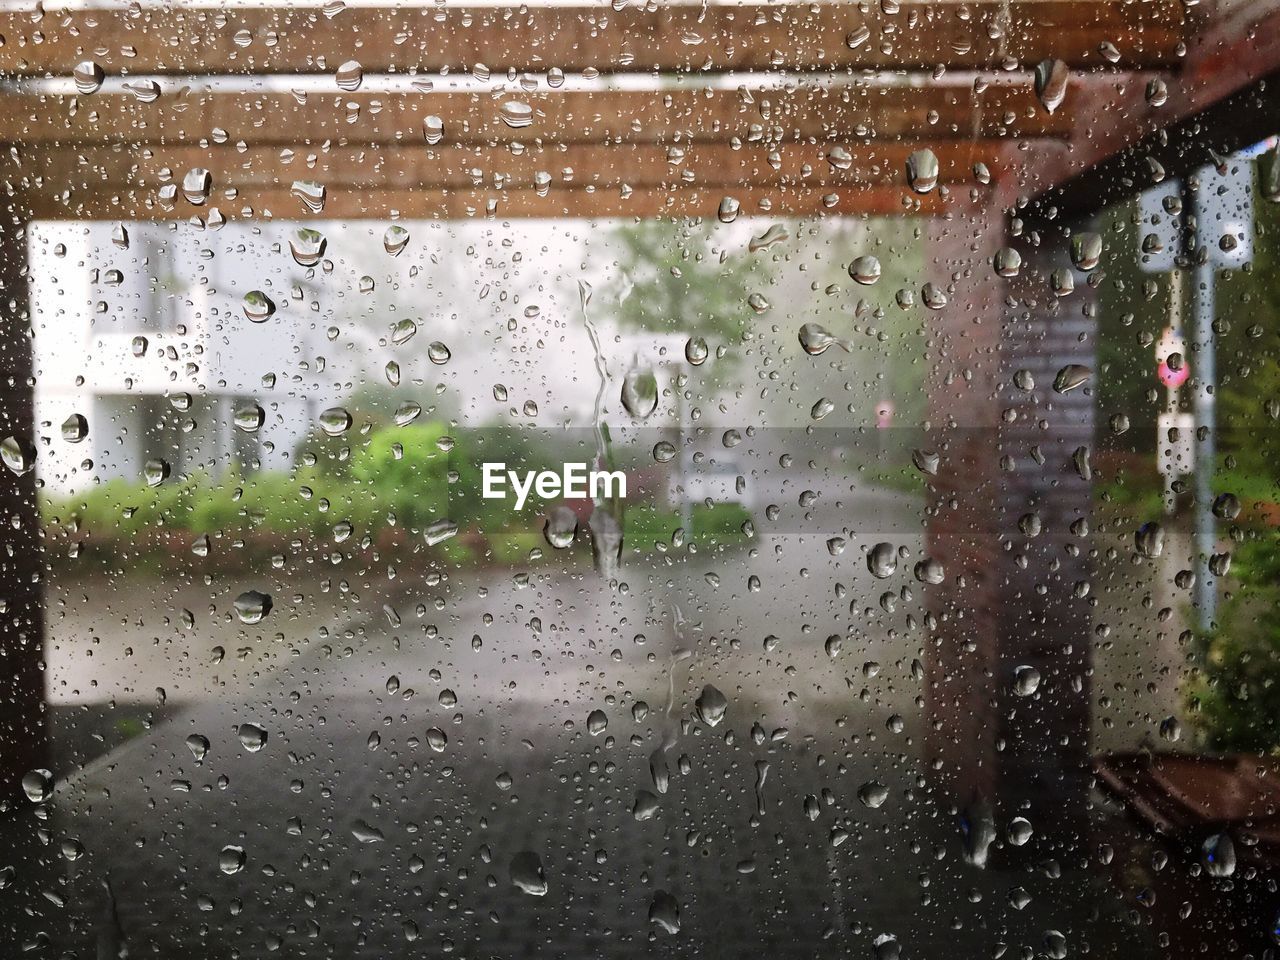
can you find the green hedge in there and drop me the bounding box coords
[43,423,753,566]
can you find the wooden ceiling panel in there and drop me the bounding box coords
[0,2,1185,77]
[21,141,1001,193]
[12,183,955,220]
[0,85,1070,147]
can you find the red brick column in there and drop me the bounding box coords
[923,210,1095,852]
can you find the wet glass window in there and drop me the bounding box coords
[1,1,1280,956]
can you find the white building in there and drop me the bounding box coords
[31,220,324,495]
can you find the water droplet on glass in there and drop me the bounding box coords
[858,781,889,808]
[390,318,417,345]
[383,225,409,256]
[499,100,534,128]
[873,934,901,960]
[1013,665,1041,696]
[234,591,272,624]
[960,801,996,867]
[543,505,578,549]
[911,449,939,475]
[185,734,209,762]
[588,506,623,577]
[867,542,897,578]
[319,407,352,437]
[649,891,681,935]
[390,402,421,427]
[1051,268,1076,297]
[1008,817,1034,845]
[827,145,853,170]
[906,149,939,193]
[850,255,882,285]
[424,519,458,546]
[1136,521,1165,558]
[1034,58,1069,114]
[21,769,53,803]
[621,366,659,419]
[0,436,33,476]
[291,180,326,213]
[993,247,1022,278]
[143,459,170,486]
[72,60,104,94]
[236,722,268,751]
[798,322,847,356]
[60,413,88,443]
[1202,832,1236,877]
[586,709,608,735]
[242,290,275,323]
[1071,232,1103,270]
[181,168,212,205]
[717,196,740,223]
[914,557,945,584]
[749,224,789,251]
[335,60,363,91]
[684,337,709,366]
[510,851,547,895]
[124,79,161,103]
[219,845,246,875]
[695,685,728,727]
[1213,492,1241,520]
[423,115,444,144]
[634,790,662,821]
[290,228,326,266]
[1052,364,1091,393]
[844,24,871,49]
[233,403,264,433]
[653,441,677,463]
[428,342,451,365]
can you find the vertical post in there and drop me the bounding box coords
[1163,269,1184,515]
[1190,179,1218,632]
[0,197,47,811]
[923,213,1095,857]
[675,366,692,534]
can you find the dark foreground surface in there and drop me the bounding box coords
[1,490,1272,958]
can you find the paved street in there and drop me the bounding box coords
[1,487,1255,958]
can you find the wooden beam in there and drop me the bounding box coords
[12,183,959,221]
[0,84,1070,147]
[0,2,1185,78]
[1019,0,1280,214]
[20,141,1003,193]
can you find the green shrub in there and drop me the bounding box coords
[1187,532,1280,752]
